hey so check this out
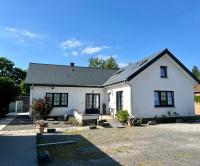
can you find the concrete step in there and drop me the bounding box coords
[106,119,124,128]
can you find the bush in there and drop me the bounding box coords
[116,110,129,123]
[67,117,79,126]
[0,77,20,116]
[32,98,52,120]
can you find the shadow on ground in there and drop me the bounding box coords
[0,134,37,166]
[3,115,35,131]
[37,134,120,166]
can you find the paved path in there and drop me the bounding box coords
[0,116,37,166]
[0,116,17,130]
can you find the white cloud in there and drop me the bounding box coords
[59,38,110,56]
[71,51,78,56]
[0,26,42,44]
[60,38,82,49]
[96,54,118,60]
[82,46,103,54]
[119,62,128,67]
[82,46,109,54]
[4,26,40,38]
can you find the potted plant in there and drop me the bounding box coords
[37,120,48,133]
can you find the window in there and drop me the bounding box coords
[108,92,111,103]
[160,66,167,78]
[116,91,123,111]
[46,93,68,107]
[154,91,174,107]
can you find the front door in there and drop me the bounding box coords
[116,91,123,111]
[85,93,100,114]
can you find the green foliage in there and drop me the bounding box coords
[0,57,27,84]
[116,110,129,123]
[192,66,200,80]
[67,117,79,126]
[0,57,14,77]
[19,81,29,96]
[88,57,119,69]
[0,77,20,116]
[32,98,53,120]
[194,96,200,104]
[0,56,28,95]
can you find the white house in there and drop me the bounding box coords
[25,49,200,119]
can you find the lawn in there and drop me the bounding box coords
[37,123,200,166]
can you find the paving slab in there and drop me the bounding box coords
[0,116,17,130]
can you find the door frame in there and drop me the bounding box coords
[85,93,100,114]
[116,91,123,111]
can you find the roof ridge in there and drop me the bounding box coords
[29,62,118,71]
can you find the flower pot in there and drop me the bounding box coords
[39,126,45,133]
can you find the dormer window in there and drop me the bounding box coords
[160,66,167,78]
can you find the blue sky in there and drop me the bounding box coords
[0,0,200,70]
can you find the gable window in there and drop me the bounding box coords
[160,66,167,78]
[46,93,68,107]
[154,91,174,107]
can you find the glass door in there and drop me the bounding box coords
[116,91,123,111]
[85,93,100,114]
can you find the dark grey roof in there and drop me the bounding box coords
[25,63,117,87]
[25,49,200,87]
[103,49,165,86]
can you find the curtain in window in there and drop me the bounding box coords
[154,91,160,106]
[167,92,173,105]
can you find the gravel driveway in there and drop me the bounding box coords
[38,123,200,166]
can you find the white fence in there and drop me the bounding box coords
[9,101,23,113]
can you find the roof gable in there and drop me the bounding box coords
[103,49,200,86]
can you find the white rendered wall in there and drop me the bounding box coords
[130,53,197,118]
[30,86,104,116]
[104,83,131,115]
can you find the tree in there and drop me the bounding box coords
[0,57,14,78]
[192,66,200,80]
[88,57,119,69]
[0,77,20,116]
[13,67,27,84]
[19,81,29,96]
[105,57,119,69]
[0,56,27,89]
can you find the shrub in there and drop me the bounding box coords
[116,110,129,123]
[194,96,200,104]
[0,77,20,116]
[32,97,52,120]
[67,117,79,126]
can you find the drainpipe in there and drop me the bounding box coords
[124,80,134,117]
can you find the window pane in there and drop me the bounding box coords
[160,92,167,105]
[116,91,123,110]
[167,92,173,105]
[154,91,160,106]
[93,95,99,109]
[46,93,53,104]
[86,94,92,109]
[160,66,167,78]
[61,93,68,105]
[54,94,60,106]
